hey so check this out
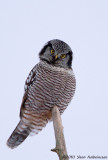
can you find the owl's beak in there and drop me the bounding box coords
[55,55,58,60]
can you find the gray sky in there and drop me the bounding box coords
[0,0,108,159]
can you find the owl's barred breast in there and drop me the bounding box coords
[25,61,76,116]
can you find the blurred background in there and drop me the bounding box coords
[0,0,108,159]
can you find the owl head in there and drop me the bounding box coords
[39,39,73,69]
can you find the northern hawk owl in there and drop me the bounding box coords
[7,39,76,148]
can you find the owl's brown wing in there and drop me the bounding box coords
[20,65,37,118]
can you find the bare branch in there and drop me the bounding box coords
[51,106,69,160]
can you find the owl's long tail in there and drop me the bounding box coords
[7,120,30,149]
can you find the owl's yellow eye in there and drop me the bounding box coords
[51,49,55,54]
[61,54,66,58]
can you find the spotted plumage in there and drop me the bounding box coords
[7,39,76,149]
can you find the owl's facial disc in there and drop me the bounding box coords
[39,39,73,69]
